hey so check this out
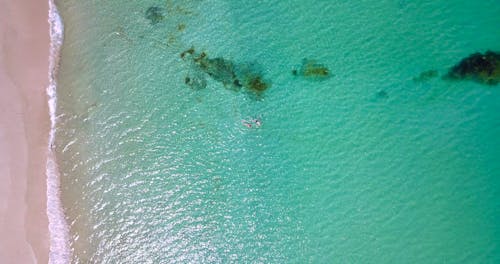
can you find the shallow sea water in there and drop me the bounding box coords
[54,0,500,263]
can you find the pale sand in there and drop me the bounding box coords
[0,0,51,263]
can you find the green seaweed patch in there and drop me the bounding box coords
[293,59,330,79]
[235,63,271,93]
[244,75,269,92]
[145,6,165,25]
[412,70,438,82]
[177,23,186,32]
[444,51,500,85]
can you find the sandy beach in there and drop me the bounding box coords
[0,0,50,263]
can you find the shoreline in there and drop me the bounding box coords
[0,0,51,262]
[47,0,71,262]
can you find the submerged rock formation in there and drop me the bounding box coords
[145,6,165,25]
[376,90,388,99]
[292,59,330,79]
[198,57,239,88]
[445,51,500,85]
[184,73,207,90]
[180,47,271,95]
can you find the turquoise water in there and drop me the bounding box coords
[54,0,500,262]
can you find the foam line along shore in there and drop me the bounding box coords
[47,0,71,263]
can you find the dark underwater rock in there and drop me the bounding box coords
[180,47,271,95]
[292,59,330,79]
[145,6,165,25]
[184,73,207,90]
[412,70,438,82]
[376,90,388,99]
[199,57,238,88]
[180,47,195,59]
[445,51,500,85]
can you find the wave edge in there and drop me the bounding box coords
[47,0,71,263]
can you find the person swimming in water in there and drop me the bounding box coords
[242,117,262,128]
[242,120,252,128]
[253,118,261,127]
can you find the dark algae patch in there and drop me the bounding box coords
[177,23,186,32]
[376,90,388,99]
[292,59,330,80]
[245,75,268,92]
[145,6,165,25]
[180,47,195,58]
[445,51,500,85]
[180,47,271,96]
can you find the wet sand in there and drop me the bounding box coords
[0,0,50,263]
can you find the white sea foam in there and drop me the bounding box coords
[47,0,71,263]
